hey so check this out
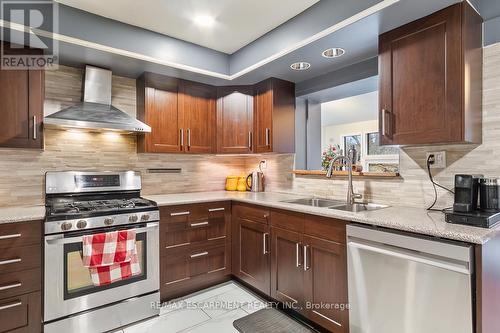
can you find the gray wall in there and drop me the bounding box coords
[306,100,322,170]
[295,98,308,170]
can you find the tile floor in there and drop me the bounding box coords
[118,282,268,333]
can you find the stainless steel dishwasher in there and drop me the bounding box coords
[347,225,474,333]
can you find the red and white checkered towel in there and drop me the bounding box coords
[82,230,141,286]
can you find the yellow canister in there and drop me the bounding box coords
[236,176,248,192]
[225,176,238,191]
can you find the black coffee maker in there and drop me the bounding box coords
[446,174,500,228]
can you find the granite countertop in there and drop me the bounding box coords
[1,191,498,245]
[0,205,45,224]
[146,191,500,245]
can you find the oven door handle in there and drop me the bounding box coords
[45,222,159,245]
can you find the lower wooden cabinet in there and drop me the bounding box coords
[0,292,41,333]
[268,209,349,332]
[160,202,232,301]
[0,221,42,333]
[270,227,304,310]
[303,234,348,333]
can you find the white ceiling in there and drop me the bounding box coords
[55,0,319,54]
[321,91,379,126]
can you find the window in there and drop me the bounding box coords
[343,134,362,163]
[367,132,399,156]
[340,132,399,173]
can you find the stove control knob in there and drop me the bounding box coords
[76,220,87,229]
[141,214,150,221]
[104,218,114,226]
[61,222,72,231]
[129,215,138,223]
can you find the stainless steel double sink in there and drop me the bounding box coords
[281,198,389,212]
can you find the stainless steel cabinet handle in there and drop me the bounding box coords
[0,301,22,311]
[180,128,184,147]
[170,211,190,216]
[208,208,225,212]
[190,251,208,259]
[33,116,37,140]
[303,245,310,271]
[265,128,270,146]
[0,282,22,291]
[187,128,191,148]
[381,109,387,136]
[190,221,209,227]
[296,243,301,267]
[0,258,21,266]
[263,233,269,255]
[248,131,252,149]
[0,233,21,240]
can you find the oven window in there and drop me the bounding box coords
[63,232,147,300]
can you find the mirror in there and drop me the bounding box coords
[295,79,400,175]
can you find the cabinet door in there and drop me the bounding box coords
[303,235,348,333]
[0,69,43,149]
[253,80,273,153]
[379,4,462,145]
[179,80,216,153]
[232,217,270,295]
[147,87,183,153]
[271,227,304,311]
[216,86,253,153]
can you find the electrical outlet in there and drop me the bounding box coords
[426,151,447,169]
[260,160,267,170]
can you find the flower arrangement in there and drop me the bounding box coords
[321,144,341,171]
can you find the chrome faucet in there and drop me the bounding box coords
[326,154,362,205]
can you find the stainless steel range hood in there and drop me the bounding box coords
[44,66,151,133]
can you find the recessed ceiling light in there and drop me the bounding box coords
[290,62,311,71]
[322,47,346,58]
[193,14,215,28]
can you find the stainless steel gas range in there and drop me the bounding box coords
[43,171,160,333]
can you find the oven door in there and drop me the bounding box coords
[44,222,159,322]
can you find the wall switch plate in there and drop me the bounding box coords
[426,151,447,169]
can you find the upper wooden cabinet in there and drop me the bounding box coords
[138,73,295,154]
[179,80,217,154]
[216,86,254,154]
[379,2,482,145]
[0,65,44,149]
[137,73,216,153]
[253,78,295,153]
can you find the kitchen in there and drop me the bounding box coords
[1,0,500,332]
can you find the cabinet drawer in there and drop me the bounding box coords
[271,210,304,233]
[0,245,41,274]
[0,268,41,300]
[160,202,230,249]
[304,215,347,244]
[0,222,41,249]
[162,239,229,286]
[0,291,41,333]
[233,204,270,225]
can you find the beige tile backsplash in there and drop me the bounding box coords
[0,43,499,208]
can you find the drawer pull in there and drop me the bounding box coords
[190,222,209,227]
[0,282,22,291]
[0,233,22,240]
[263,233,269,255]
[296,243,302,268]
[303,245,310,271]
[170,211,190,217]
[0,258,21,266]
[0,301,22,311]
[208,208,225,212]
[190,251,208,259]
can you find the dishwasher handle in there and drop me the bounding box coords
[348,240,471,275]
